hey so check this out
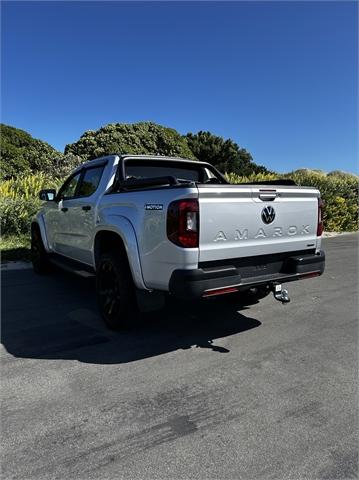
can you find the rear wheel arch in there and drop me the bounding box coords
[94,230,129,270]
[93,227,147,290]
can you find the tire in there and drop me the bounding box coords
[96,251,138,330]
[31,225,51,274]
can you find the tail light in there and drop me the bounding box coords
[317,198,324,236]
[167,199,199,248]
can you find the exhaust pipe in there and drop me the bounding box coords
[272,283,290,304]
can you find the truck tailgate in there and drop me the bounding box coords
[198,184,319,262]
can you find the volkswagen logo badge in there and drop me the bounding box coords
[261,206,276,224]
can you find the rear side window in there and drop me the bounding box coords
[77,166,104,197]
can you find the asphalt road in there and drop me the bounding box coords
[1,234,358,480]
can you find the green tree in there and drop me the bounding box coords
[0,124,62,179]
[65,122,196,160]
[0,124,85,179]
[185,131,268,175]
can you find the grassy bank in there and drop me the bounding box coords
[1,235,31,262]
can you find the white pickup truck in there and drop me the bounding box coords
[32,154,325,329]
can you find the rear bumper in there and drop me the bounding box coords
[169,250,325,299]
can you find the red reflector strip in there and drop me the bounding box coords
[202,287,239,298]
[299,271,321,279]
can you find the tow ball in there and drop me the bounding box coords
[271,283,290,304]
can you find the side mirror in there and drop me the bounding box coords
[39,189,56,201]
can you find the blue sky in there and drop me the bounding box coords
[2,1,358,173]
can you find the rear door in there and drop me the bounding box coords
[198,184,319,262]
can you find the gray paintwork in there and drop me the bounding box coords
[35,155,322,291]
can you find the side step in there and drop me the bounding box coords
[49,254,96,278]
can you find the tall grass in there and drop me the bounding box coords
[0,174,62,236]
[0,173,62,200]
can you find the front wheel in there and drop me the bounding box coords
[31,225,51,274]
[96,252,138,330]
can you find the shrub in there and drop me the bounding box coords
[290,170,358,232]
[227,170,358,232]
[41,153,84,179]
[0,173,62,200]
[0,197,41,236]
[0,124,63,180]
[0,169,357,238]
[0,174,63,236]
[226,172,279,183]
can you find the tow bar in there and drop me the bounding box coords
[272,283,290,304]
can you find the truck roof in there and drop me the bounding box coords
[76,154,210,170]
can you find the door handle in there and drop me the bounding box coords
[259,194,277,201]
[82,205,91,211]
[61,207,68,212]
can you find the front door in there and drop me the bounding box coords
[59,165,105,264]
[47,171,82,256]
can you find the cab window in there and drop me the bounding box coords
[77,166,104,197]
[57,172,81,200]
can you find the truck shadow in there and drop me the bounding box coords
[1,269,261,365]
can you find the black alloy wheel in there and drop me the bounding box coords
[96,252,138,330]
